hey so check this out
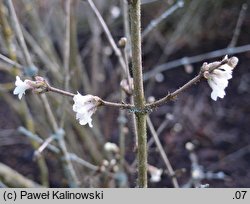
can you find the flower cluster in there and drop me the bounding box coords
[204,56,238,101]
[72,92,101,128]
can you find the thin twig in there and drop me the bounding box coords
[40,94,78,187]
[142,0,184,39]
[121,0,131,57]
[207,144,250,171]
[147,116,179,187]
[18,126,59,153]
[228,3,247,48]
[120,41,133,92]
[0,53,23,69]
[147,116,171,147]
[63,0,71,91]
[69,154,98,171]
[141,0,159,4]
[83,0,127,73]
[144,44,250,81]
[0,2,17,67]
[34,135,56,158]
[118,91,127,171]
[100,99,134,109]
[22,27,61,76]
[47,85,75,97]
[7,0,33,67]
[7,2,70,167]
[6,0,49,186]
[120,0,138,149]
[60,0,71,127]
[18,126,99,171]
[47,83,135,109]
[40,94,58,131]
[0,162,42,187]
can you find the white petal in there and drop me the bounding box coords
[206,58,237,101]
[13,86,21,95]
[13,76,32,100]
[88,121,93,128]
[208,79,226,101]
[15,76,21,85]
[213,69,232,80]
[150,169,163,183]
[207,79,218,91]
[79,114,93,127]
[18,93,23,100]
[212,76,228,89]
[211,89,225,101]
[72,93,98,128]
[77,104,94,114]
[218,64,234,72]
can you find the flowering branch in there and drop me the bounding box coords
[14,75,135,109]
[146,56,238,110]
[14,54,238,131]
[48,83,134,110]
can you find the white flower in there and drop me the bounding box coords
[204,56,238,101]
[72,92,101,128]
[148,165,163,183]
[13,76,32,100]
[104,142,119,153]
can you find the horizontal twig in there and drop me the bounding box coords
[144,44,250,80]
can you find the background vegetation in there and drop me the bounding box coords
[0,0,249,187]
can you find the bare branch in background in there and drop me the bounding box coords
[142,0,184,39]
[147,116,179,187]
[83,0,127,73]
[0,162,42,187]
[144,44,250,81]
[228,3,247,48]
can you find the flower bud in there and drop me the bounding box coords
[118,37,127,48]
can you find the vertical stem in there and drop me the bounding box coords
[136,113,147,187]
[60,0,71,127]
[129,0,147,187]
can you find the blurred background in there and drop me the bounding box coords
[0,0,250,187]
